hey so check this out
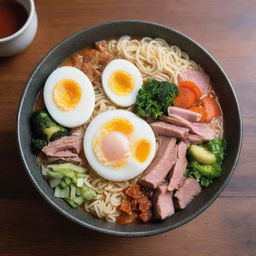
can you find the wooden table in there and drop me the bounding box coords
[1,0,255,255]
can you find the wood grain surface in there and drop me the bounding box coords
[0,0,255,255]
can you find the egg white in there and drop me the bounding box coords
[43,66,95,128]
[102,59,143,107]
[84,110,156,181]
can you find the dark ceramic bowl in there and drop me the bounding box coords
[17,20,242,237]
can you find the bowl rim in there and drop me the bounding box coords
[16,19,243,237]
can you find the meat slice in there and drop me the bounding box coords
[42,134,83,156]
[159,114,215,142]
[42,134,83,164]
[168,106,201,122]
[187,134,205,144]
[174,177,201,209]
[168,141,189,191]
[178,70,210,94]
[150,122,189,140]
[139,136,177,189]
[47,155,82,165]
[153,185,175,220]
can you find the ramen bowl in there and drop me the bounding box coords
[17,20,242,237]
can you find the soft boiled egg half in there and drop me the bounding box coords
[84,110,156,181]
[44,66,95,128]
[102,59,143,107]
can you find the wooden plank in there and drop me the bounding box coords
[0,197,255,255]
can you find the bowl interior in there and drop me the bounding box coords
[17,20,242,237]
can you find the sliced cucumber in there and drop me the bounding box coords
[47,163,87,173]
[41,166,49,176]
[47,170,63,179]
[77,178,84,188]
[77,173,86,178]
[73,196,84,205]
[189,144,216,164]
[54,186,70,198]
[49,178,61,188]
[64,176,71,185]
[65,198,78,208]
[82,187,97,200]
[60,180,67,188]
[76,188,82,196]
[57,170,77,183]
[70,185,76,199]
[46,163,97,207]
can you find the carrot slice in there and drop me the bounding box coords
[188,106,207,122]
[201,96,221,122]
[179,81,202,99]
[173,87,196,109]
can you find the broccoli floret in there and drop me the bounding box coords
[190,161,221,178]
[49,129,69,141]
[135,79,178,119]
[44,125,68,141]
[31,109,56,139]
[31,139,47,155]
[200,176,213,187]
[30,109,69,141]
[30,109,70,154]
[206,139,227,161]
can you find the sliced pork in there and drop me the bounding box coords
[42,134,83,164]
[47,155,82,165]
[187,134,205,144]
[168,106,201,122]
[159,114,215,142]
[153,185,175,220]
[139,136,177,189]
[42,134,83,155]
[150,122,189,140]
[178,70,210,94]
[168,141,189,191]
[174,177,201,209]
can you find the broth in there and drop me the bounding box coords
[0,0,28,39]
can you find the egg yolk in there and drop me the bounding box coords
[135,139,151,163]
[93,131,130,168]
[109,70,135,96]
[102,131,130,163]
[53,79,82,111]
[103,118,134,135]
